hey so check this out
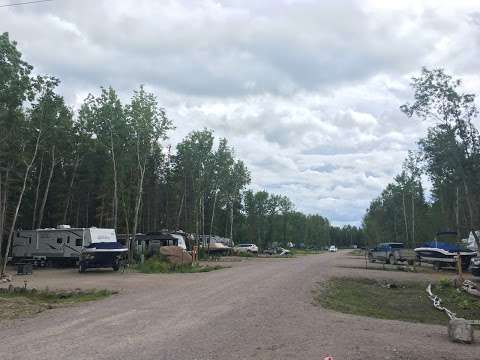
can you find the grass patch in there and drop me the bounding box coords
[336,264,422,273]
[315,277,480,326]
[290,249,323,256]
[347,249,365,256]
[135,258,225,273]
[236,251,257,258]
[0,288,114,320]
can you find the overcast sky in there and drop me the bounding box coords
[3,0,480,225]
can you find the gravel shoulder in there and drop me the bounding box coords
[1,252,478,359]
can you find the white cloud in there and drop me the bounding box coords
[2,0,480,225]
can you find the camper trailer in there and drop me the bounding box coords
[12,225,127,271]
[134,230,189,258]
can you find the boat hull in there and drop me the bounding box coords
[414,247,476,267]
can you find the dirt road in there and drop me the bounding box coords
[1,253,478,359]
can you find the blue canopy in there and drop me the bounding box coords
[86,242,125,250]
[421,241,463,252]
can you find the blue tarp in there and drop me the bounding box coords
[86,242,125,250]
[421,241,464,252]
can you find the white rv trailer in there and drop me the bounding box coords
[12,225,127,270]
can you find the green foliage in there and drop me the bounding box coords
[0,288,114,320]
[135,257,223,273]
[0,32,359,264]
[316,277,480,325]
[0,288,113,303]
[364,68,480,247]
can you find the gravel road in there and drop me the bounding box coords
[1,252,478,359]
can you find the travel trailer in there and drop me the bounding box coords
[12,225,127,271]
[134,230,189,258]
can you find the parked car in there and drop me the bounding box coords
[368,242,416,265]
[263,247,291,256]
[470,257,480,276]
[329,245,337,252]
[234,243,258,254]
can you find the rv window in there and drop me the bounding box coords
[57,238,62,244]
[76,239,82,247]
[29,237,32,244]
[67,236,70,244]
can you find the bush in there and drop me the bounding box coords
[135,257,224,273]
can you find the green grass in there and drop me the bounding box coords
[290,249,323,256]
[315,277,480,326]
[135,258,225,273]
[236,251,256,258]
[347,249,366,256]
[0,288,114,320]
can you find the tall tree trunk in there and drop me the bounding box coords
[411,190,415,248]
[122,197,131,261]
[37,146,56,228]
[176,191,184,230]
[393,210,398,242]
[462,179,474,230]
[109,127,118,229]
[456,185,460,241]
[0,168,10,255]
[1,132,41,276]
[62,154,80,224]
[209,189,218,240]
[202,194,205,241]
[131,158,146,264]
[31,154,44,229]
[230,200,234,242]
[402,190,409,246]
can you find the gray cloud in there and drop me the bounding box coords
[2,0,480,225]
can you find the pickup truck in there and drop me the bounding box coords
[368,242,416,265]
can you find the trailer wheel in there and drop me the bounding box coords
[79,262,87,273]
[388,255,396,265]
[472,268,480,277]
[112,264,119,271]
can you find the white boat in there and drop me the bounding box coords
[414,231,476,270]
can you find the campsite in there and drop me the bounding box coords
[2,250,480,359]
[3,1,480,359]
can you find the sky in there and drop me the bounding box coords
[2,0,480,226]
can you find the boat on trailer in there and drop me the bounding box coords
[414,231,476,271]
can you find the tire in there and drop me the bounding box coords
[471,268,480,277]
[113,264,119,271]
[388,255,396,265]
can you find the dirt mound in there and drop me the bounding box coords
[159,246,192,265]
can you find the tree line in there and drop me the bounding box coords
[363,68,480,247]
[0,32,360,269]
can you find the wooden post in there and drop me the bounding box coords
[457,253,464,284]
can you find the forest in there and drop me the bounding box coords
[363,68,480,247]
[0,32,361,267]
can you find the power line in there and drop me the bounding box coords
[0,0,54,8]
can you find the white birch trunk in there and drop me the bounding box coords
[37,146,56,228]
[1,132,41,275]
